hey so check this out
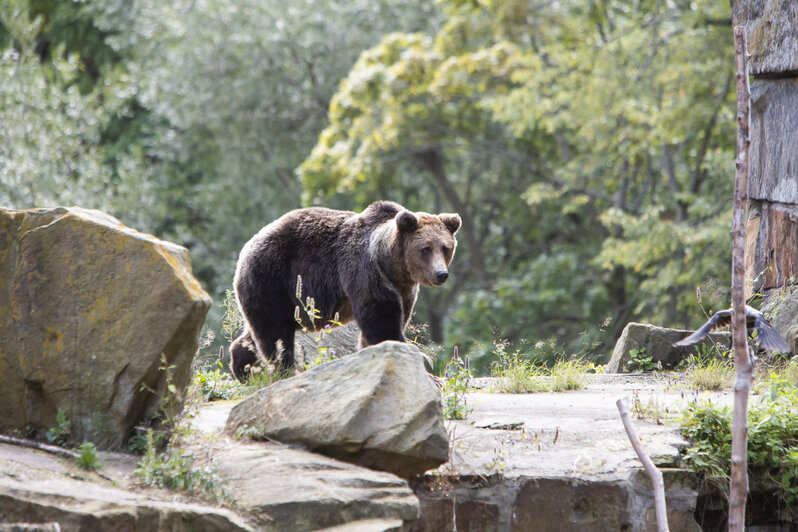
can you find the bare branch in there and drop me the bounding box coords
[728,24,752,532]
[616,398,669,532]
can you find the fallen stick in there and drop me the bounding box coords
[0,433,79,460]
[616,397,669,532]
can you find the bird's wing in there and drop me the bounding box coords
[673,310,730,346]
[753,314,791,354]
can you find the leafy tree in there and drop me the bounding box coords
[300,0,735,371]
[1,0,441,358]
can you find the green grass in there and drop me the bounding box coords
[76,442,100,471]
[681,375,798,507]
[489,342,594,393]
[686,358,735,391]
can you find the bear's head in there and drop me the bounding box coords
[396,209,461,287]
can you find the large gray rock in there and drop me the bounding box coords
[0,207,211,448]
[0,442,251,531]
[606,322,730,373]
[226,341,448,477]
[212,442,418,531]
[295,322,361,368]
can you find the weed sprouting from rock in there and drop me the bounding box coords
[77,442,100,471]
[134,429,229,503]
[442,346,472,420]
[46,411,72,446]
[489,340,594,393]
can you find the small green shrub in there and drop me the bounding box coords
[135,429,228,502]
[489,340,548,393]
[490,340,593,393]
[442,347,472,420]
[77,442,100,471]
[681,343,734,391]
[681,376,798,505]
[46,411,71,446]
[195,362,244,401]
[550,358,593,392]
[243,365,294,391]
[221,289,245,343]
[625,347,655,373]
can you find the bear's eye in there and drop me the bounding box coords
[421,247,432,256]
[442,246,450,256]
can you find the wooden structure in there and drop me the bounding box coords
[743,1,798,296]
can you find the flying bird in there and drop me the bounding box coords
[674,305,791,354]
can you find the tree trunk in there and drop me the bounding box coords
[414,147,489,287]
[728,24,752,532]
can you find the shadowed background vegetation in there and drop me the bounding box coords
[1,0,735,374]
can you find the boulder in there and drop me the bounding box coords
[0,442,251,531]
[226,341,448,477]
[0,207,211,448]
[295,322,361,368]
[211,442,419,531]
[762,288,798,354]
[606,322,730,373]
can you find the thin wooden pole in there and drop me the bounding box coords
[616,398,669,532]
[728,24,752,532]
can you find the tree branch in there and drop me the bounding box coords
[728,24,752,532]
[617,398,669,532]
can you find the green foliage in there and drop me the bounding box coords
[135,429,227,502]
[46,411,71,447]
[489,340,549,393]
[76,442,100,471]
[442,347,472,420]
[299,0,735,363]
[221,290,245,344]
[242,366,294,391]
[3,0,739,368]
[626,347,656,373]
[194,362,244,402]
[681,378,798,505]
[1,0,439,363]
[681,343,735,391]
[489,340,593,393]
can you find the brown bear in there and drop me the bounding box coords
[229,201,461,381]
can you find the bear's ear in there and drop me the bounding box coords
[439,213,461,235]
[396,210,419,233]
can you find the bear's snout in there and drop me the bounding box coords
[434,270,449,285]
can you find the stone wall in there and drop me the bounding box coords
[741,0,798,295]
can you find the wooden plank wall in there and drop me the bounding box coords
[742,0,798,296]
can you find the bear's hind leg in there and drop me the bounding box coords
[247,315,297,373]
[229,329,259,382]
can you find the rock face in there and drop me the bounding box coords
[212,442,419,531]
[411,469,700,532]
[226,341,448,477]
[606,322,730,373]
[0,207,211,448]
[0,442,251,532]
[295,322,361,368]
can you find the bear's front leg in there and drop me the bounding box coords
[353,295,406,349]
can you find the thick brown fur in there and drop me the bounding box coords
[229,201,460,381]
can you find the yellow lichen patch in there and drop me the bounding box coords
[154,245,210,302]
[42,326,65,355]
[85,297,111,326]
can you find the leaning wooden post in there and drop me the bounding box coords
[728,24,752,532]
[616,398,669,532]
